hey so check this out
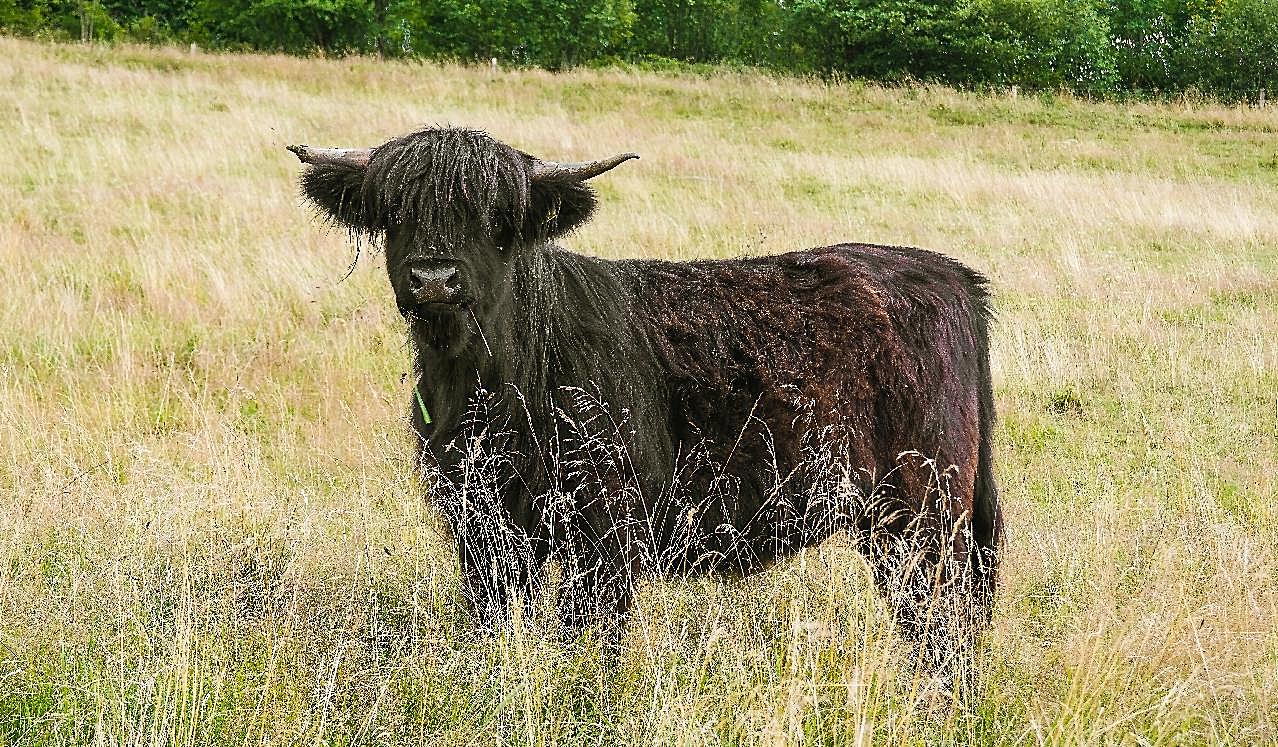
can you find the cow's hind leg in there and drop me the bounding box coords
[856,497,984,680]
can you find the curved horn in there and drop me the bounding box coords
[287,144,373,168]
[531,152,639,182]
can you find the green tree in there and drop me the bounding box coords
[402,0,633,66]
[963,0,1116,92]
[1181,0,1278,97]
[189,0,377,53]
[1104,0,1187,91]
[785,0,969,80]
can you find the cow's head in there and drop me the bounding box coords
[290,128,636,319]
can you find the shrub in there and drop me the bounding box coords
[782,0,1116,93]
[961,0,1117,93]
[188,0,377,54]
[1106,0,1186,93]
[401,0,634,67]
[1181,0,1278,98]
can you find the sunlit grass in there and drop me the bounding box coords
[1,35,1276,744]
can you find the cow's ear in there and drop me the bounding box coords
[300,162,370,231]
[289,145,375,231]
[526,179,598,241]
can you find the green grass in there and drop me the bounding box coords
[1,35,1276,745]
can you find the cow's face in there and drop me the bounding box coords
[293,128,636,320]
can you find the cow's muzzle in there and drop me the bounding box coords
[408,265,461,306]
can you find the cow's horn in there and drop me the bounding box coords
[531,153,639,182]
[287,144,373,168]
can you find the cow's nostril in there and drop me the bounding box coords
[408,266,459,303]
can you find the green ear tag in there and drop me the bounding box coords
[414,379,432,425]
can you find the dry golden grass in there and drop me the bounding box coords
[1,35,1276,745]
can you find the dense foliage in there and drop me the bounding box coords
[3,0,1276,97]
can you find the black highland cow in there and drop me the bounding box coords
[289,128,1002,669]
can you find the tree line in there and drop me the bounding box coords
[3,0,1276,98]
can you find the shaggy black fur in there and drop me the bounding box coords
[297,127,1003,669]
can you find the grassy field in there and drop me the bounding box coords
[2,35,1277,745]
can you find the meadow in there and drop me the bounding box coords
[1,36,1276,745]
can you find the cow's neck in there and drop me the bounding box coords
[411,245,597,421]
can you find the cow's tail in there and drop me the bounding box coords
[968,276,1002,625]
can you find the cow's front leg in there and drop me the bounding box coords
[555,544,636,646]
[454,522,547,630]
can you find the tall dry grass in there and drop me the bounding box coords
[1,36,1276,744]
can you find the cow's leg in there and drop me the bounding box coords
[555,541,636,646]
[856,491,978,679]
[455,522,547,630]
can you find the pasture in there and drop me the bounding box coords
[1,36,1276,744]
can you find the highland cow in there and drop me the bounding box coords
[289,127,1002,668]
